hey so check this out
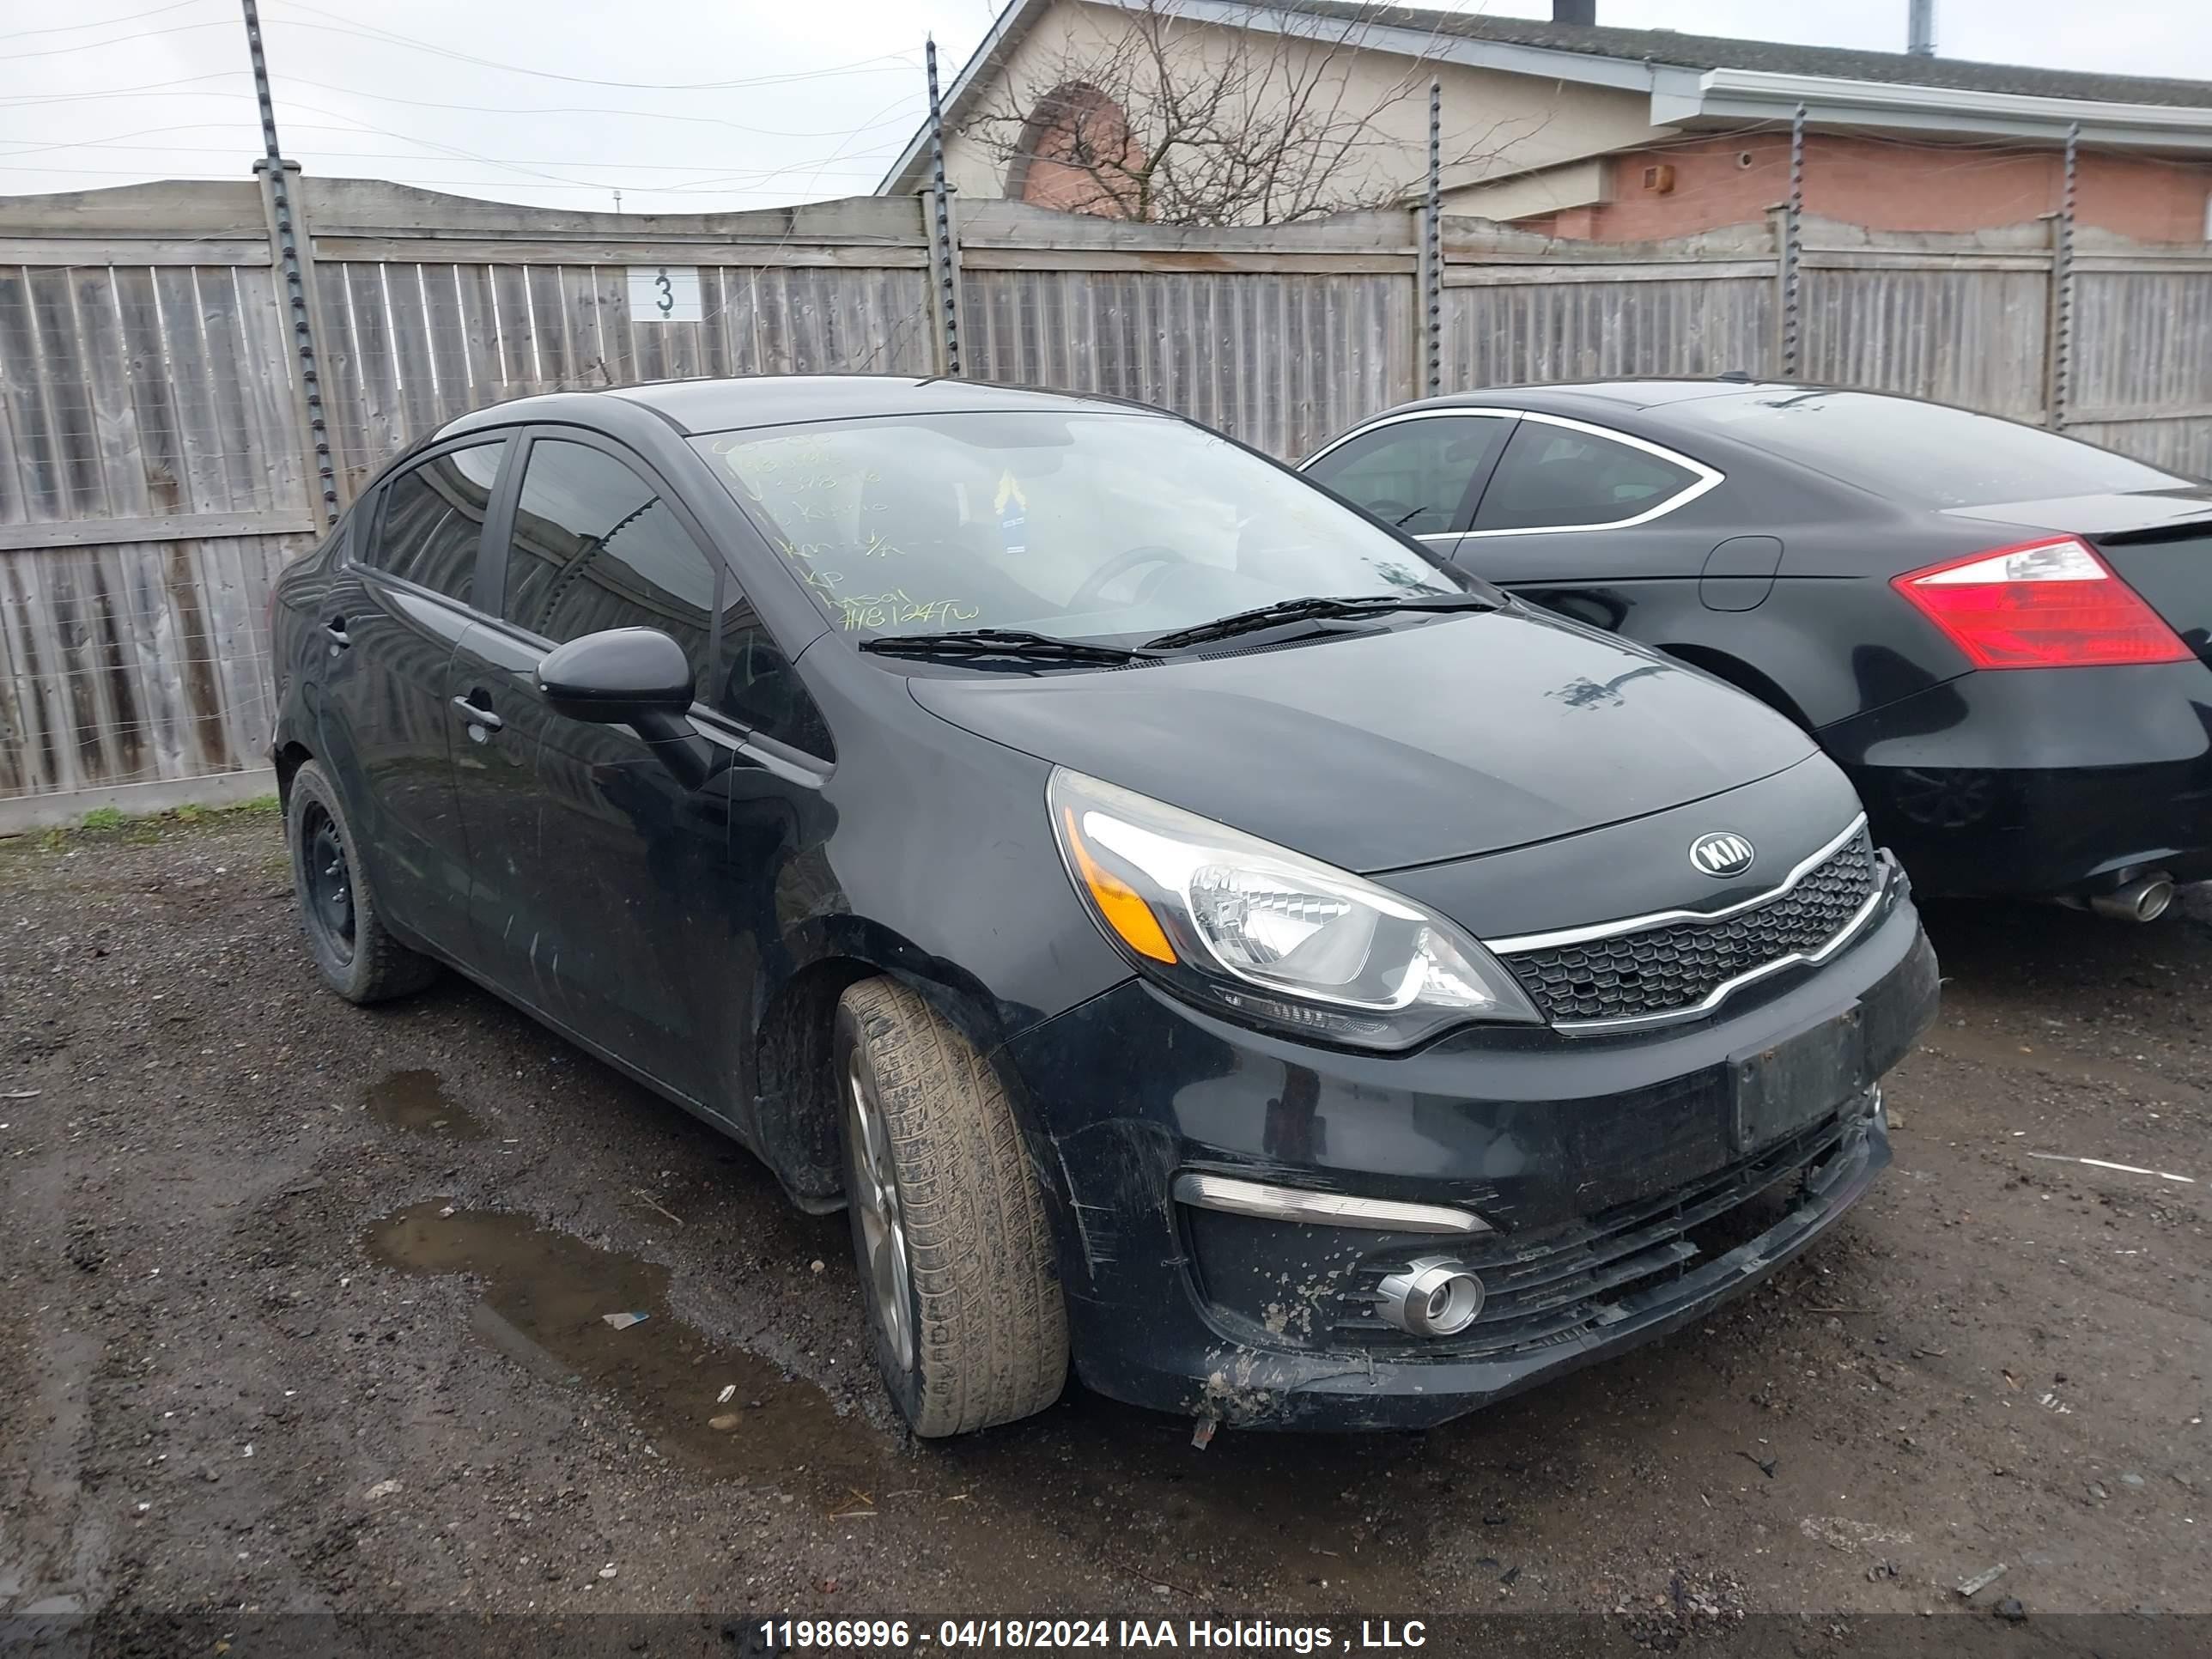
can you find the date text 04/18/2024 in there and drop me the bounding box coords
[757,1620,1431,1652]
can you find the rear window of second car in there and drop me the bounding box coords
[1671,389,2195,507]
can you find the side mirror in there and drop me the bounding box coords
[538,628,714,788]
[538,627,694,723]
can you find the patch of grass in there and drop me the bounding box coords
[15,789,288,854]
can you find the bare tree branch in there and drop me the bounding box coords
[964,0,1519,225]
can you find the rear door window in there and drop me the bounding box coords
[1304,416,1510,535]
[367,441,507,604]
[1474,422,1704,532]
[501,438,721,699]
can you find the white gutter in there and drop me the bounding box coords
[1662,67,2212,151]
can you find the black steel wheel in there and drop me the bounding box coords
[285,760,438,1005]
[301,799,356,966]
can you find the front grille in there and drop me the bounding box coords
[1329,1109,1856,1358]
[1501,827,1877,1024]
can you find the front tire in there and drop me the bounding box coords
[285,760,438,1005]
[835,978,1068,1437]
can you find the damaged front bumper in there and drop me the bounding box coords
[1004,897,1936,1431]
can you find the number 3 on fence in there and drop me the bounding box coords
[626,266,702,323]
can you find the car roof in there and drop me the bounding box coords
[435,373,1156,441]
[1382,379,1826,420]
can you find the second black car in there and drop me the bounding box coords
[1305,383,2212,915]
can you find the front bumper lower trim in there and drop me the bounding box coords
[1170,1171,1491,1235]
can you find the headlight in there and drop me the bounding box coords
[1048,768,1540,1049]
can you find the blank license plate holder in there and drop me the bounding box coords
[1730,1005,1869,1153]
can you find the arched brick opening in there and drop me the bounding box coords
[1004,82,1144,218]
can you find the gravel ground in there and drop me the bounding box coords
[1,811,2206,1649]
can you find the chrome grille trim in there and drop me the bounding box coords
[1546,868,1892,1036]
[1486,813,1869,955]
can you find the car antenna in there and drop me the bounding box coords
[1715,369,1754,383]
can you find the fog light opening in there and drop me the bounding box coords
[1376,1256,1486,1337]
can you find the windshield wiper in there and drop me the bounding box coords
[1145,592,1497,652]
[858,628,1156,665]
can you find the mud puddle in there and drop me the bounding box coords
[365,1070,487,1139]
[363,1200,884,1492]
[356,1208,1431,1600]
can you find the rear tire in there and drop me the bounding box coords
[835,977,1068,1437]
[285,760,438,1005]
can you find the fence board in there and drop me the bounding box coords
[1800,266,2050,422]
[29,268,107,519]
[2073,270,2212,447]
[2064,417,2212,477]
[1445,274,1773,386]
[114,265,189,518]
[74,269,150,524]
[0,270,62,520]
[962,267,1410,459]
[0,532,307,800]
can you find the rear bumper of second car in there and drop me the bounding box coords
[1818,659,2212,899]
[1001,894,1937,1431]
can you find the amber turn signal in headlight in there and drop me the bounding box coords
[1048,768,1540,1048]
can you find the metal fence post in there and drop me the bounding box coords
[241,0,337,528]
[2051,121,2080,431]
[1422,78,1443,396]
[252,160,331,516]
[923,38,963,378]
[1780,101,1806,380]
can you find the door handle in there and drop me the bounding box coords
[323,617,351,647]
[451,695,502,732]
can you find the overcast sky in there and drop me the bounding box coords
[3,0,2208,214]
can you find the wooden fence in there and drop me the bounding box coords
[3,173,2209,823]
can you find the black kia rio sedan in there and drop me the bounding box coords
[269,375,1938,1436]
[1304,383,2212,919]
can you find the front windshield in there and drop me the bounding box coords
[691,410,1465,641]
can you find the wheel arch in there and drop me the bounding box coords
[272,738,314,811]
[749,937,1047,1211]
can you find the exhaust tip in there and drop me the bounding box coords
[2087,872,2175,923]
[1376,1257,1486,1337]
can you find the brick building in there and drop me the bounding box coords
[881,0,2212,242]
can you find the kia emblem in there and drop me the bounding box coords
[1690,832,1755,878]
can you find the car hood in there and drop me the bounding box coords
[906,608,1817,873]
